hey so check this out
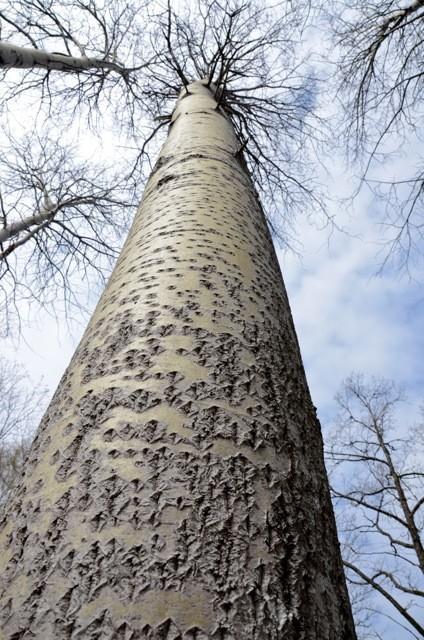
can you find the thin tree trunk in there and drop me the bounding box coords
[0,81,356,639]
[0,40,125,74]
[0,208,55,245]
[378,434,424,572]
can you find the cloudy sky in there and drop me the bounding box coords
[281,170,424,427]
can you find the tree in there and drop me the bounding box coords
[0,0,151,335]
[0,356,48,505]
[0,132,134,335]
[0,0,326,338]
[0,438,32,507]
[0,0,148,120]
[326,374,423,639]
[331,0,424,274]
[0,2,355,637]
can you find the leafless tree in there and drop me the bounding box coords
[0,355,48,505]
[326,374,424,638]
[0,132,134,335]
[0,438,32,507]
[0,0,325,336]
[331,0,424,274]
[0,0,152,334]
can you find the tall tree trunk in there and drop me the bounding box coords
[0,81,356,639]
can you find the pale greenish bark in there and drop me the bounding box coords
[0,81,356,639]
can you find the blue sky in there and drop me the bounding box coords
[280,191,424,428]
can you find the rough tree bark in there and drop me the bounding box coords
[0,81,356,639]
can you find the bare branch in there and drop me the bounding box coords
[344,561,424,637]
[0,131,135,336]
[330,0,424,275]
[326,373,424,637]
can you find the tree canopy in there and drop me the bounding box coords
[0,0,322,334]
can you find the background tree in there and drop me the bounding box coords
[0,0,149,124]
[326,374,424,639]
[0,439,32,507]
[0,132,134,335]
[0,0,148,335]
[330,0,424,274]
[0,355,48,505]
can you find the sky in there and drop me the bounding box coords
[280,171,424,427]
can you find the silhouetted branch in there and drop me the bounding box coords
[0,132,135,335]
[344,561,424,637]
[326,373,424,638]
[331,0,424,274]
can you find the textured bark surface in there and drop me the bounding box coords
[0,82,356,639]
